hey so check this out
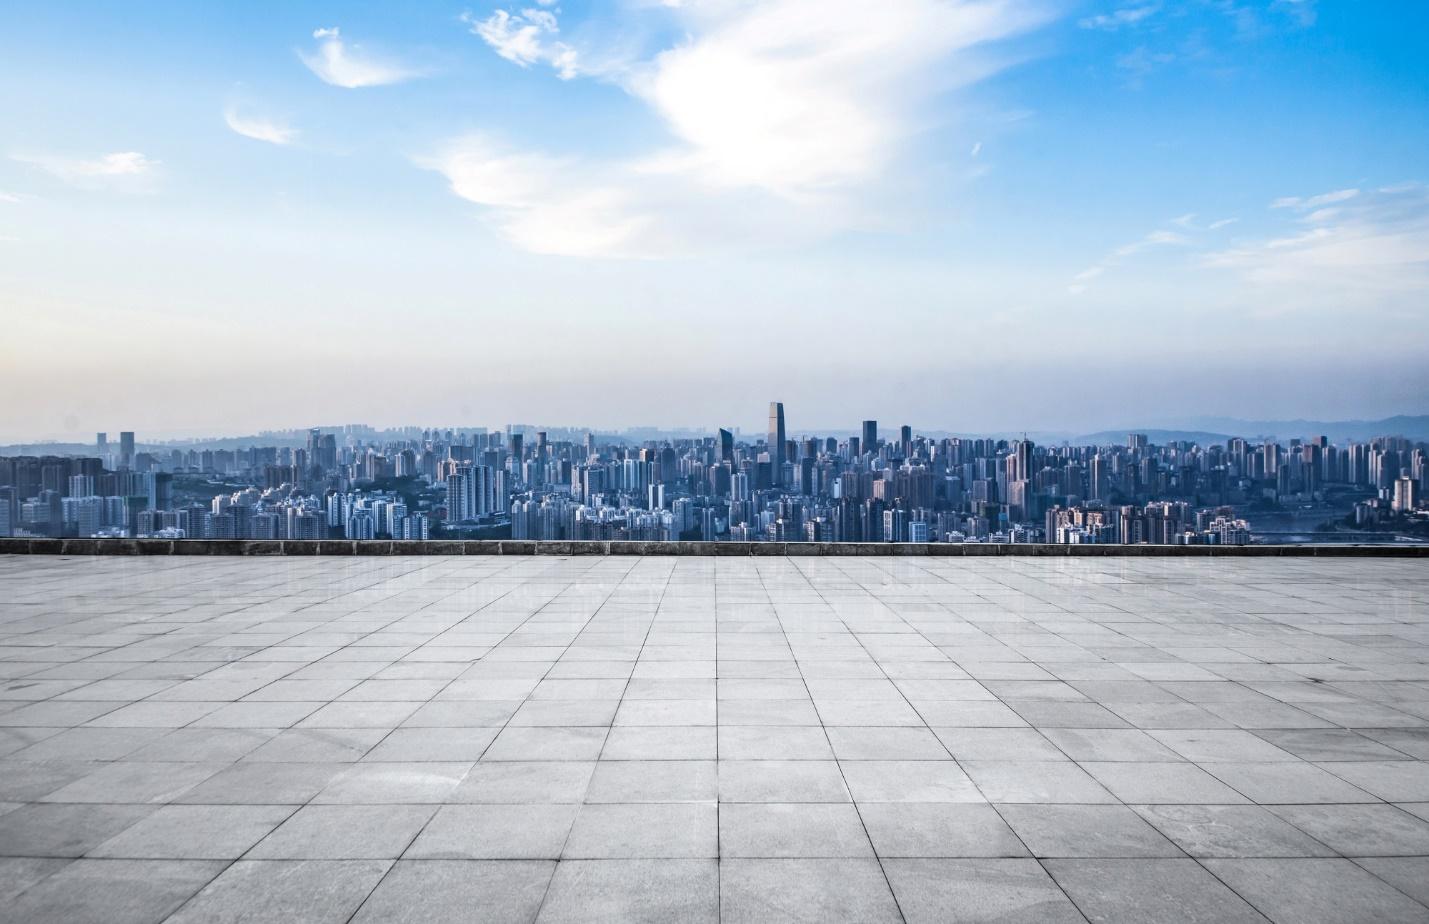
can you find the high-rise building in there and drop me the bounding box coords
[719,428,734,464]
[119,432,135,470]
[96,433,108,459]
[767,403,786,485]
[900,425,912,457]
[862,420,878,452]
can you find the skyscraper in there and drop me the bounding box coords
[718,428,734,464]
[96,433,107,459]
[862,420,878,452]
[768,403,786,485]
[119,432,135,471]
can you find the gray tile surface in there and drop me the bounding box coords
[1,553,1428,921]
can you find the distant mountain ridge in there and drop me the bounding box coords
[2,414,1425,456]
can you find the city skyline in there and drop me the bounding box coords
[2,1,1427,439]
[4,412,1425,547]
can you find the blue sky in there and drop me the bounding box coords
[1,0,1426,440]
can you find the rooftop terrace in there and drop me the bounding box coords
[1,553,1428,923]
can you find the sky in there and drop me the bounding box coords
[1,0,1426,442]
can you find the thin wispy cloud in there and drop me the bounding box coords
[223,106,297,146]
[1069,225,1205,294]
[1205,183,1429,303]
[1271,188,1358,210]
[449,0,1052,256]
[300,27,422,88]
[11,151,159,188]
[1080,4,1160,31]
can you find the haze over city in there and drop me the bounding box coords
[2,1,1427,442]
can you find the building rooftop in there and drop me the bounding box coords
[1,553,1428,922]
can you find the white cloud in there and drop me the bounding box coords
[1204,183,1429,302]
[300,27,422,88]
[0,191,19,203]
[1070,226,1194,293]
[223,106,297,145]
[1079,4,1160,30]
[450,0,1051,255]
[419,137,656,257]
[11,151,159,187]
[1270,187,1358,210]
[464,8,583,79]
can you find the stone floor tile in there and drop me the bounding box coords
[962,760,1117,804]
[842,759,985,803]
[1132,804,1337,858]
[1081,761,1249,804]
[0,858,223,924]
[0,857,68,902]
[451,760,596,803]
[718,725,832,759]
[933,727,1067,761]
[1269,803,1429,856]
[536,858,718,923]
[89,804,294,859]
[350,859,554,923]
[718,760,851,802]
[585,759,716,802]
[860,803,1027,858]
[1046,858,1267,923]
[0,803,154,857]
[884,858,1085,923]
[720,858,901,923]
[598,725,716,760]
[1203,858,1429,924]
[719,803,873,857]
[826,726,950,760]
[563,803,717,858]
[406,804,578,859]
[998,804,1182,858]
[246,804,435,859]
[362,727,498,761]
[165,859,392,924]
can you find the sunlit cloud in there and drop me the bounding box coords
[1079,4,1160,30]
[223,106,298,146]
[300,26,423,88]
[450,0,1052,256]
[11,151,160,188]
[1204,183,1429,303]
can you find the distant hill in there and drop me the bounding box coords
[1070,429,1237,446]
[1170,415,1429,442]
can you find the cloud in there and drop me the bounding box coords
[449,0,1051,255]
[419,136,655,257]
[464,8,583,79]
[1079,4,1160,30]
[1115,45,1174,79]
[300,27,422,88]
[1070,225,1199,293]
[11,151,159,187]
[1271,188,1358,210]
[0,191,19,203]
[1204,183,1429,302]
[223,106,297,145]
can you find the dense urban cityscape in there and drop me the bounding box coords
[2,404,1425,546]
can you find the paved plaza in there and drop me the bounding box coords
[1,553,1428,923]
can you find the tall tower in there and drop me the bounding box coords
[119,432,135,471]
[768,403,786,485]
[862,420,878,453]
[719,428,734,464]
